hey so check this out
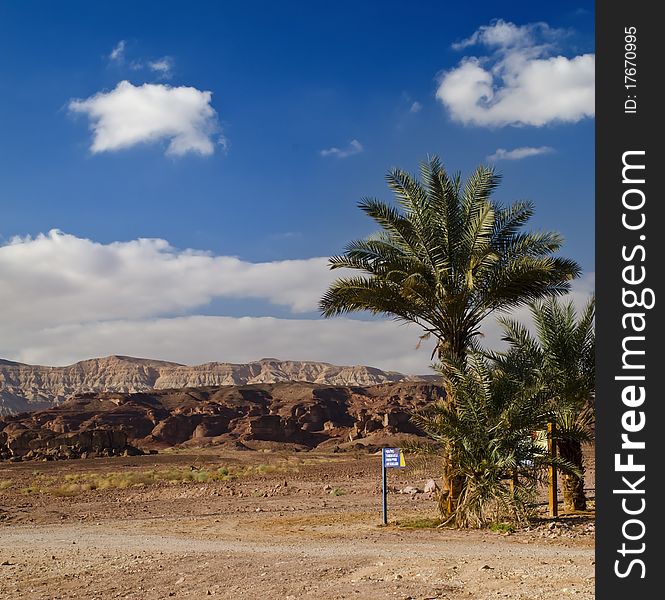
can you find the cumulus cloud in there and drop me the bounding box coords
[320,139,363,158]
[69,80,222,156]
[0,230,337,324]
[437,19,594,127]
[109,40,126,61]
[409,101,422,113]
[0,231,593,373]
[487,146,554,161]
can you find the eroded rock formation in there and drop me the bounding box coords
[0,381,444,460]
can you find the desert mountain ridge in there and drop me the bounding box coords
[0,355,435,416]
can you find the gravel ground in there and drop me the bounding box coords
[0,448,595,599]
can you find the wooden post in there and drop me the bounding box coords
[510,469,518,496]
[548,421,558,518]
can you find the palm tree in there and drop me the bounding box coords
[319,156,580,518]
[319,156,580,368]
[408,354,570,527]
[492,296,595,512]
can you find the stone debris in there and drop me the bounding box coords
[423,479,438,493]
[532,519,596,539]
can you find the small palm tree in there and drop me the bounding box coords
[408,354,572,527]
[492,296,595,511]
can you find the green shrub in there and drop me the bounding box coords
[489,522,516,534]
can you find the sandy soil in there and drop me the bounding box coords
[0,449,595,600]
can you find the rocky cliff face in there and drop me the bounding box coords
[0,356,428,416]
[0,381,445,459]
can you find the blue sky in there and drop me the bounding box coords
[0,1,595,371]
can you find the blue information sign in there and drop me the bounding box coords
[381,448,406,525]
[382,447,405,468]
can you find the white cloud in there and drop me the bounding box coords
[437,19,594,127]
[487,146,554,161]
[0,231,593,374]
[0,230,432,372]
[108,42,173,78]
[148,57,173,78]
[69,80,222,156]
[109,40,126,61]
[0,230,336,324]
[409,101,422,113]
[7,317,433,374]
[320,139,363,158]
[452,20,558,51]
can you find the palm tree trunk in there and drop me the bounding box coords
[437,466,466,521]
[439,344,468,520]
[446,472,465,515]
[557,438,586,511]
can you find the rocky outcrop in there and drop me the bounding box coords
[0,356,430,416]
[0,381,444,460]
[0,426,142,461]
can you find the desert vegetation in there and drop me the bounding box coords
[322,156,592,527]
[14,459,309,497]
[491,297,595,512]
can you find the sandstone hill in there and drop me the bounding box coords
[0,381,445,460]
[0,355,430,416]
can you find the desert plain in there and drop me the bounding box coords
[0,447,595,600]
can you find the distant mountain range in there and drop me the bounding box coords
[0,355,433,415]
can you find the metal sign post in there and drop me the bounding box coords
[547,421,558,518]
[382,449,388,525]
[381,447,406,524]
